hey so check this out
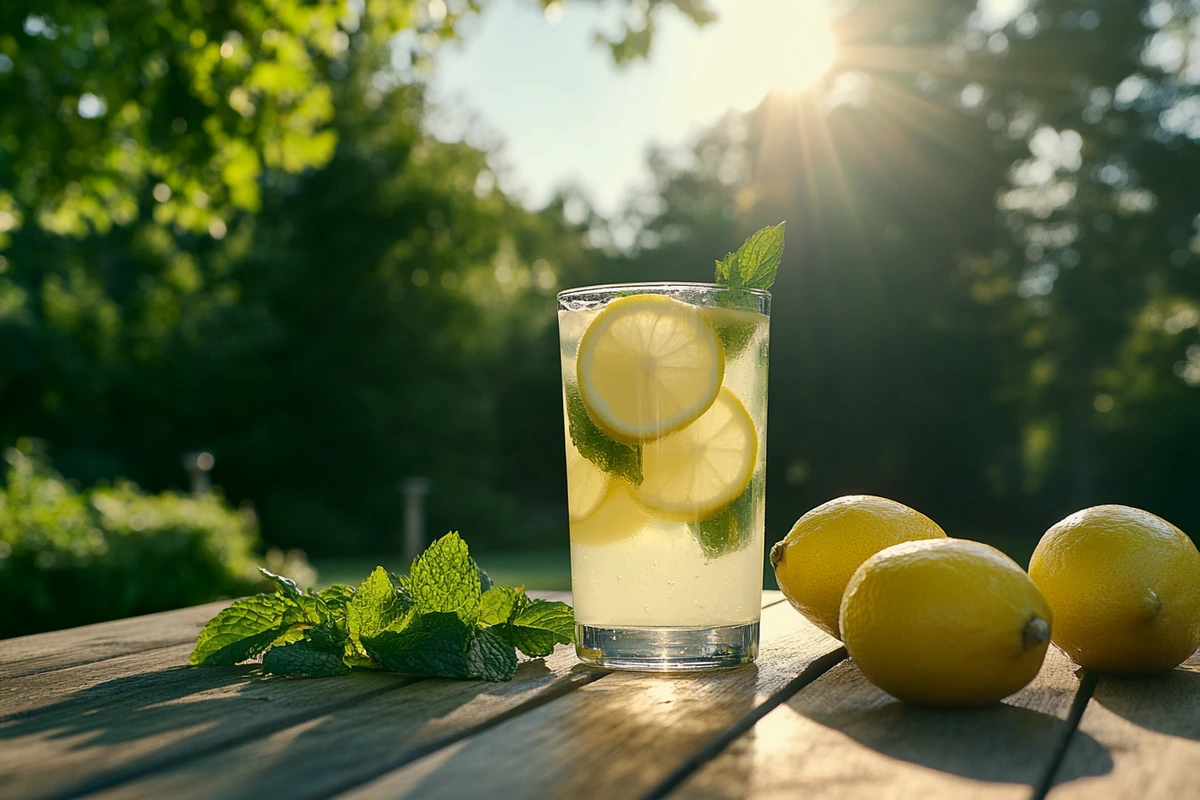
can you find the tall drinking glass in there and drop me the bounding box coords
[557,283,770,670]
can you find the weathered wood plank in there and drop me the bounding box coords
[0,654,413,800]
[1046,652,1200,799]
[333,598,843,800]
[0,602,230,680]
[667,645,1104,800]
[84,592,779,800]
[88,645,595,800]
[1,644,199,718]
[0,590,573,800]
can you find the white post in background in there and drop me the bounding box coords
[402,477,432,565]
[183,451,215,495]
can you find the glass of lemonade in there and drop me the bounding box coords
[558,282,770,671]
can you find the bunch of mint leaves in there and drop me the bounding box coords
[189,532,574,681]
[564,223,785,562]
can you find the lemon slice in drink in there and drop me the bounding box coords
[566,438,609,523]
[577,295,724,442]
[571,483,653,546]
[636,389,757,521]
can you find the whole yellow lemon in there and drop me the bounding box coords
[840,538,1053,707]
[1029,504,1200,674]
[770,495,946,639]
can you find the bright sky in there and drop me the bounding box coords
[428,0,835,215]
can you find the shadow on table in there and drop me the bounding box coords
[791,663,1112,787]
[0,663,408,797]
[1089,660,1200,742]
[391,663,762,798]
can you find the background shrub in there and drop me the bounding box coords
[0,441,311,639]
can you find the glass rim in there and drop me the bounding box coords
[557,281,771,302]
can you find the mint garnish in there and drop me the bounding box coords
[189,595,296,666]
[190,532,575,682]
[262,625,351,678]
[715,222,786,291]
[362,611,474,678]
[348,566,412,655]
[689,485,756,560]
[408,531,481,623]
[506,598,576,657]
[467,626,520,681]
[478,585,522,626]
[565,381,642,484]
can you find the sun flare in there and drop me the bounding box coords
[712,0,837,108]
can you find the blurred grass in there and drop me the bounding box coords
[313,549,573,591]
[314,532,1037,595]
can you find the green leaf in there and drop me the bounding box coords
[361,612,473,678]
[408,532,481,624]
[259,567,302,596]
[508,599,575,657]
[466,626,519,681]
[478,586,522,627]
[474,562,495,594]
[689,486,755,559]
[189,594,292,666]
[317,584,356,615]
[715,222,786,291]
[565,381,642,484]
[348,566,413,655]
[262,626,350,678]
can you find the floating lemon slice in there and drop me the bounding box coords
[565,437,609,523]
[636,389,758,521]
[577,295,724,442]
[570,483,653,547]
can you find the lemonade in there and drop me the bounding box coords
[558,283,769,670]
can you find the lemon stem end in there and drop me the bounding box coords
[1022,617,1050,650]
[769,542,785,568]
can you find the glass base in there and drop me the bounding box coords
[575,621,759,672]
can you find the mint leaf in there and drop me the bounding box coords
[259,567,302,596]
[715,222,785,291]
[467,626,519,681]
[262,626,350,678]
[475,563,494,593]
[479,586,521,627]
[408,532,481,624]
[348,567,413,655]
[689,485,755,559]
[565,381,642,484]
[317,584,356,615]
[190,595,293,666]
[362,612,473,678]
[508,599,575,657]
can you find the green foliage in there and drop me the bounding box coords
[192,532,576,681]
[0,441,268,639]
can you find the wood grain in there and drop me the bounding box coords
[668,644,1106,800]
[0,651,412,800]
[83,592,771,800]
[333,599,843,800]
[1047,652,1200,798]
[88,644,595,800]
[0,601,230,680]
[0,590,574,800]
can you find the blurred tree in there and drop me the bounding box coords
[969,0,1200,532]
[0,0,711,241]
[0,0,706,556]
[596,0,1200,551]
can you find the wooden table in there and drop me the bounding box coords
[2,591,1197,800]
